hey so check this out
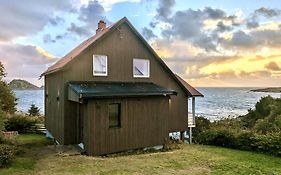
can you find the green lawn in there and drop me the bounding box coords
[0,134,280,175]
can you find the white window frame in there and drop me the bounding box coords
[93,54,108,76]
[133,58,150,78]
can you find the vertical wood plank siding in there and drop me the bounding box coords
[45,72,65,144]
[45,22,188,154]
[83,97,169,156]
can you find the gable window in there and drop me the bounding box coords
[93,55,107,76]
[109,103,121,128]
[133,58,150,78]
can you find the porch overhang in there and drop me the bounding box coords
[68,81,177,102]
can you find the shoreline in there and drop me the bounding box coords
[251,87,281,93]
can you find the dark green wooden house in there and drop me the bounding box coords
[41,17,203,156]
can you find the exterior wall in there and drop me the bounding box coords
[45,21,189,147]
[45,72,65,144]
[61,22,188,144]
[83,97,169,156]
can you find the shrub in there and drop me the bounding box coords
[4,114,37,133]
[195,130,281,156]
[240,96,281,130]
[254,115,281,134]
[235,131,256,151]
[195,130,237,148]
[0,144,15,167]
[0,106,5,143]
[193,116,211,137]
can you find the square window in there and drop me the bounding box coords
[133,58,150,78]
[109,103,121,128]
[93,55,107,76]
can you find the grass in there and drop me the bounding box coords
[0,134,281,175]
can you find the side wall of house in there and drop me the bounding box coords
[62,22,188,144]
[45,72,65,144]
[83,97,169,156]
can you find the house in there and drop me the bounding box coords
[41,17,203,156]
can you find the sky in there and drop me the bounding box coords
[1,0,281,87]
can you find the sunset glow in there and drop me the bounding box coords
[0,0,281,87]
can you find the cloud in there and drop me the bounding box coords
[265,61,281,71]
[43,33,68,43]
[0,43,57,79]
[221,30,257,49]
[153,7,240,52]
[221,28,281,50]
[98,0,141,11]
[68,23,92,37]
[239,70,272,78]
[156,0,175,20]
[255,7,281,18]
[49,16,65,26]
[67,0,110,37]
[0,0,73,41]
[142,27,157,40]
[216,21,232,32]
[246,7,281,29]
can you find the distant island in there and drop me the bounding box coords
[251,87,281,93]
[8,79,43,90]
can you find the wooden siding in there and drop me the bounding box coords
[45,21,189,147]
[83,97,169,156]
[62,22,188,138]
[45,72,65,144]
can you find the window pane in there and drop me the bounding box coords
[93,55,107,75]
[109,103,121,128]
[133,59,149,77]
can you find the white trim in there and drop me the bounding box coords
[133,58,150,78]
[93,54,108,76]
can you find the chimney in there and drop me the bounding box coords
[96,20,106,34]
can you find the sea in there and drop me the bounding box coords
[14,88,281,121]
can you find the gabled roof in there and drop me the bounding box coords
[175,74,204,97]
[41,17,203,98]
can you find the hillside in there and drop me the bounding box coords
[8,79,40,90]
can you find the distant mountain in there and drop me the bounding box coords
[8,79,41,90]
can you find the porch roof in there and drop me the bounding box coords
[68,81,177,102]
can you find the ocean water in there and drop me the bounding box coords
[14,90,44,114]
[193,87,281,120]
[14,88,281,120]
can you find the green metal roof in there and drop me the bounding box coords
[68,81,177,102]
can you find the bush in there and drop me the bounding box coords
[195,130,237,148]
[195,130,281,156]
[4,114,38,133]
[235,131,256,151]
[0,106,5,143]
[254,115,281,134]
[240,96,281,129]
[0,144,15,167]
[193,116,211,137]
